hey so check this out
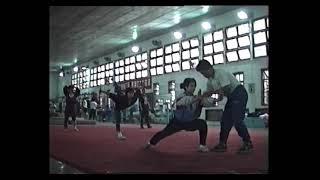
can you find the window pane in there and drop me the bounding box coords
[125,74,130,81]
[136,63,142,70]
[130,64,135,72]
[130,72,135,80]
[142,70,148,77]
[105,71,109,77]
[172,53,180,62]
[254,45,267,57]
[182,61,190,70]
[165,45,172,54]
[182,50,190,60]
[101,72,105,78]
[115,76,119,82]
[182,41,190,49]
[227,51,238,62]
[109,70,113,76]
[204,44,213,55]
[240,74,244,81]
[214,30,223,41]
[190,39,199,47]
[226,38,238,50]
[204,33,213,43]
[141,61,148,69]
[125,66,130,73]
[151,50,156,58]
[190,48,199,58]
[172,63,180,71]
[150,68,156,76]
[157,48,163,56]
[254,18,266,31]
[172,43,180,52]
[119,60,124,66]
[214,53,224,64]
[98,67,101,72]
[226,27,237,38]
[130,56,135,63]
[105,64,109,70]
[157,57,163,65]
[165,55,172,63]
[119,67,124,74]
[136,54,141,62]
[238,48,251,60]
[142,53,147,60]
[120,75,124,82]
[125,58,130,65]
[238,35,250,47]
[115,61,119,67]
[254,32,267,44]
[157,66,164,75]
[101,65,105,71]
[165,65,172,73]
[109,63,113,69]
[136,71,142,78]
[238,23,250,35]
[150,59,156,67]
[94,68,97,73]
[266,17,269,27]
[213,42,224,52]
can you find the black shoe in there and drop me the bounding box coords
[211,143,227,152]
[147,125,152,128]
[237,141,253,154]
[140,126,144,129]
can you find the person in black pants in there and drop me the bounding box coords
[145,78,213,153]
[196,60,253,154]
[139,95,152,129]
[63,85,80,131]
[100,82,143,140]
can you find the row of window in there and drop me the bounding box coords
[72,16,268,89]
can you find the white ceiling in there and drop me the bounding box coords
[50,6,241,70]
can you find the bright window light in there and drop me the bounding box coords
[136,63,142,70]
[142,70,148,77]
[120,75,124,82]
[136,54,141,62]
[172,63,180,71]
[165,46,172,54]
[190,39,199,47]
[227,27,237,38]
[213,42,224,52]
[182,41,190,49]
[238,48,251,60]
[151,50,156,58]
[254,45,267,57]
[227,39,238,50]
[101,66,105,71]
[254,32,267,44]
[136,71,142,78]
[130,64,135,72]
[109,70,113,76]
[150,59,156,67]
[182,50,190,60]
[190,48,199,58]
[119,67,124,74]
[227,51,238,62]
[130,56,135,63]
[203,56,213,64]
[157,67,164,75]
[238,23,250,35]
[165,55,172,63]
[172,53,180,62]
[213,54,224,64]
[109,63,113,69]
[254,18,266,31]
[157,48,163,56]
[213,30,223,41]
[141,61,148,69]
[172,43,180,52]
[119,60,124,66]
[165,65,172,73]
[130,72,135,80]
[125,66,130,73]
[190,59,199,68]
[115,61,119,67]
[204,45,213,55]
[238,36,250,47]
[204,33,213,44]
[157,57,163,65]
[142,53,147,60]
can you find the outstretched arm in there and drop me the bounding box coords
[63,86,69,97]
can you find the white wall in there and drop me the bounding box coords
[49,71,58,99]
[52,6,269,115]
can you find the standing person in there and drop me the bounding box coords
[63,85,80,131]
[89,98,98,120]
[196,60,253,153]
[144,78,210,152]
[139,95,152,129]
[82,98,88,119]
[100,83,143,140]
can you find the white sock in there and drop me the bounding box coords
[117,132,123,136]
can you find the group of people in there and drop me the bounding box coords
[62,60,254,154]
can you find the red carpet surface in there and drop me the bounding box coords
[49,124,268,174]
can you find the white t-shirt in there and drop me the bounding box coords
[83,100,87,108]
[206,68,240,97]
[90,101,97,110]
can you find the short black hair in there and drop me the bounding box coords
[180,78,197,90]
[196,60,212,71]
[125,87,134,95]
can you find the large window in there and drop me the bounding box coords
[203,29,225,65]
[72,69,90,89]
[253,17,269,58]
[225,22,251,62]
[150,48,164,76]
[164,42,181,74]
[181,37,200,71]
[168,80,175,101]
[114,59,125,83]
[104,62,114,85]
[135,52,148,79]
[261,69,269,105]
[90,67,98,87]
[233,72,244,85]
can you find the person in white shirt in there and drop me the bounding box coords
[89,98,98,120]
[196,60,253,154]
